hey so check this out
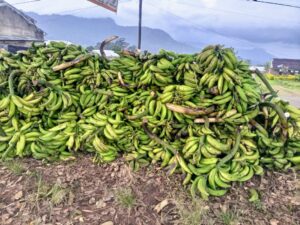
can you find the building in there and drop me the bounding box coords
[272,58,300,75]
[0,0,44,52]
[249,66,265,73]
[92,49,119,59]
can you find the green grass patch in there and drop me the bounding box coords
[269,80,300,91]
[115,187,136,209]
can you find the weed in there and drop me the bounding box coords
[47,183,69,205]
[2,160,26,175]
[219,209,239,225]
[252,200,264,211]
[115,187,136,208]
[176,199,204,225]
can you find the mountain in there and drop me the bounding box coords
[27,12,197,53]
[166,25,274,65]
[27,12,274,64]
[236,48,273,65]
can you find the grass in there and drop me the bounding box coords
[2,160,26,175]
[255,74,300,93]
[32,172,70,206]
[219,209,239,225]
[252,200,264,211]
[269,79,300,92]
[115,187,136,209]
[47,183,70,205]
[172,196,215,225]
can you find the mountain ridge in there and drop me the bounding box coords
[27,12,274,65]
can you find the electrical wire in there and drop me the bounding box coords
[248,0,300,9]
[10,0,41,5]
[56,6,98,14]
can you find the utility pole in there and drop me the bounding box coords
[138,0,143,50]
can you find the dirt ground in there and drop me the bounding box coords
[0,156,299,225]
[272,84,300,108]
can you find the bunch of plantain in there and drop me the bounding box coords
[0,42,299,199]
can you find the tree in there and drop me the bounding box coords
[86,46,94,52]
[104,38,129,52]
[88,38,136,53]
[128,45,137,52]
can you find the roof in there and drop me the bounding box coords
[250,66,265,72]
[0,0,44,35]
[273,58,300,63]
[0,1,35,25]
[92,50,119,58]
[272,58,300,70]
[0,35,42,41]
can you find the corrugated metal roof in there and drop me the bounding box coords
[0,35,42,41]
[0,0,44,35]
[0,1,35,25]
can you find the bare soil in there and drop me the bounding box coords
[0,156,299,225]
[272,84,300,108]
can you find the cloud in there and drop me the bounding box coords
[5,0,300,58]
[201,0,217,8]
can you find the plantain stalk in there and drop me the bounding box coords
[259,102,288,129]
[0,81,8,87]
[142,118,178,156]
[217,129,241,168]
[194,118,224,123]
[126,111,148,120]
[100,35,119,59]
[52,54,92,71]
[254,69,278,97]
[8,70,20,95]
[166,103,215,116]
[0,125,6,136]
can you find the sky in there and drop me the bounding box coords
[5,0,300,58]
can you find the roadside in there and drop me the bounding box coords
[271,81,300,108]
[0,157,299,225]
[259,79,300,108]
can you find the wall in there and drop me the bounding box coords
[0,6,44,40]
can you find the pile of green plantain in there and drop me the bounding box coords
[0,42,299,199]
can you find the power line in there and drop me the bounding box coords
[146,1,299,28]
[248,0,300,9]
[57,6,98,14]
[11,0,41,5]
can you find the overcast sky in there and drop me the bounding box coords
[6,0,300,58]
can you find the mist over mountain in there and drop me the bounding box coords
[28,13,197,52]
[28,12,274,65]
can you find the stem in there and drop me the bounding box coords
[52,54,92,71]
[1,145,13,160]
[95,89,113,96]
[126,111,147,120]
[259,102,288,129]
[0,81,8,87]
[254,69,278,97]
[118,72,136,89]
[118,72,128,87]
[166,103,215,116]
[8,70,20,95]
[100,35,119,59]
[0,125,6,136]
[142,118,178,156]
[217,129,241,168]
[34,79,62,93]
[194,118,224,123]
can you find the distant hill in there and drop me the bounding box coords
[27,12,197,53]
[27,12,274,64]
[236,48,274,65]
